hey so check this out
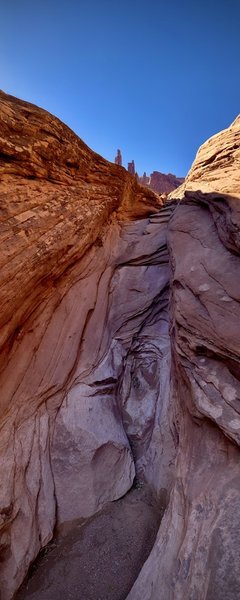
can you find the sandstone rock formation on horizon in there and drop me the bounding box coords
[0,90,239,600]
[145,170,184,194]
[114,149,184,194]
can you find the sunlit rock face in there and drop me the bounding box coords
[0,90,240,600]
[148,171,184,194]
[138,170,184,195]
[127,117,240,600]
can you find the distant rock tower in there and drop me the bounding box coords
[114,149,122,166]
[128,160,135,176]
[142,171,149,185]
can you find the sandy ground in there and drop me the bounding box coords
[16,484,163,600]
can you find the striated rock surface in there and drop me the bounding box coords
[127,117,240,600]
[0,90,162,354]
[0,90,240,600]
[173,115,240,198]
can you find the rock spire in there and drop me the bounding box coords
[114,148,122,166]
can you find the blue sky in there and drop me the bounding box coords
[1,0,239,176]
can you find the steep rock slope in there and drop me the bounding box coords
[0,91,172,600]
[128,117,240,599]
[0,90,160,352]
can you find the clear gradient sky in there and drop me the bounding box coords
[1,0,239,176]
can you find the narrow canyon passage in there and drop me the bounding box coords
[13,203,175,600]
[0,193,176,599]
[1,92,239,600]
[11,203,175,599]
[16,485,164,600]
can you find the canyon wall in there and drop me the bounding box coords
[128,116,240,599]
[0,91,172,599]
[0,90,239,600]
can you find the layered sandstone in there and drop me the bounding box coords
[0,90,240,600]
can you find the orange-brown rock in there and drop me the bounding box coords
[0,90,162,356]
[139,170,184,194]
